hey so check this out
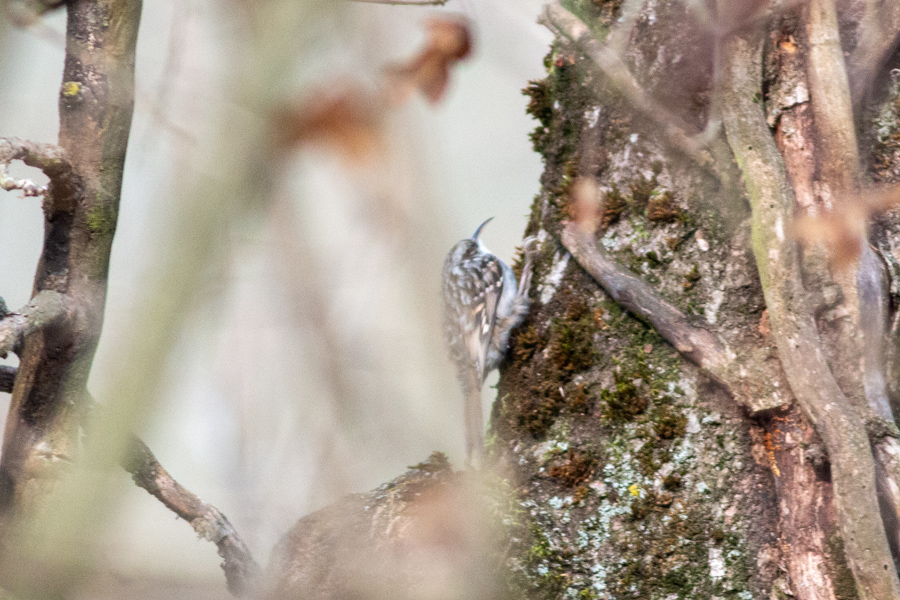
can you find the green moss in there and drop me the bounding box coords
[629,173,657,211]
[826,534,860,600]
[683,263,701,291]
[601,184,627,228]
[86,204,115,238]
[646,190,681,223]
[548,296,598,377]
[600,374,647,422]
[654,410,687,440]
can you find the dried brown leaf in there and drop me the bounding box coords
[274,85,384,163]
[384,15,473,105]
[792,185,900,270]
[570,177,601,234]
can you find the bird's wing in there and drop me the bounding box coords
[464,254,504,382]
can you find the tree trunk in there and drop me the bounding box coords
[268,1,900,599]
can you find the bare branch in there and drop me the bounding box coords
[121,433,261,597]
[350,0,447,4]
[0,165,46,197]
[805,0,858,191]
[721,29,900,600]
[539,1,718,180]
[0,366,15,394]
[0,291,71,359]
[560,223,785,412]
[0,137,72,182]
[2,0,66,26]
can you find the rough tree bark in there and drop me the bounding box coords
[265,1,900,600]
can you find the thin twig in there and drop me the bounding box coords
[121,432,261,597]
[0,291,71,358]
[539,2,718,180]
[351,0,448,4]
[0,137,72,182]
[0,165,46,197]
[560,223,785,412]
[721,29,900,600]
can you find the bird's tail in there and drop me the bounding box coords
[462,369,485,469]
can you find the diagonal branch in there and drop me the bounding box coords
[539,2,717,180]
[121,433,261,597]
[561,223,785,412]
[720,29,900,600]
[0,291,72,359]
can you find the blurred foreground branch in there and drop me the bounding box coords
[122,433,261,597]
[352,0,447,4]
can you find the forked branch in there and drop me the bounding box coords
[720,30,900,600]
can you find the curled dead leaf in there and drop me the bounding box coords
[792,185,900,270]
[570,177,601,234]
[384,15,473,105]
[273,85,384,164]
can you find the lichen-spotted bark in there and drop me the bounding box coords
[488,4,789,598]
[0,0,141,586]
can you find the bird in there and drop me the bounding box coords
[441,218,535,467]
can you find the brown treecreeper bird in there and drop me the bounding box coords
[441,218,535,467]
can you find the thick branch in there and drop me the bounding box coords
[721,30,900,600]
[122,434,261,597]
[0,291,71,358]
[805,0,858,191]
[561,223,784,412]
[539,2,716,179]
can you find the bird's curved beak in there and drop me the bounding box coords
[472,217,494,240]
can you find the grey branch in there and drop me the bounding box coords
[0,291,71,358]
[350,0,447,4]
[0,165,46,197]
[539,2,717,179]
[0,137,72,182]
[121,433,261,597]
[561,223,784,412]
[2,0,66,26]
[720,29,900,599]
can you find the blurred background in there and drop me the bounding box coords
[0,0,550,596]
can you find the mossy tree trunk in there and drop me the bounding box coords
[488,1,900,598]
